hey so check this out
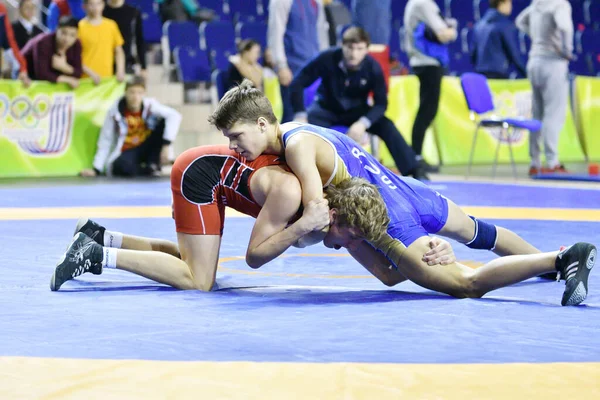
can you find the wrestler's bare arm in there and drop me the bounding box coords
[246,170,328,268]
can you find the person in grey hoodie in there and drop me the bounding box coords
[516,0,573,176]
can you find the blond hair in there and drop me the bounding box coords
[325,178,389,242]
[208,79,277,130]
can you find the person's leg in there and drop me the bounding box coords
[114,233,221,291]
[50,231,221,291]
[141,119,166,169]
[280,84,294,123]
[111,148,143,177]
[411,66,443,157]
[367,116,418,176]
[75,217,180,257]
[438,199,540,257]
[307,102,339,127]
[539,60,569,169]
[387,236,595,305]
[527,61,544,170]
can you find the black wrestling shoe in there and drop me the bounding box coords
[419,158,440,173]
[50,233,104,291]
[555,243,596,306]
[74,218,105,246]
[411,166,430,181]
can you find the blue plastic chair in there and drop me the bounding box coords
[460,72,542,179]
[200,21,237,54]
[174,46,212,83]
[140,9,162,44]
[235,21,267,49]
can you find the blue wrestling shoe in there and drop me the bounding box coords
[555,243,596,306]
[74,218,105,246]
[50,233,104,291]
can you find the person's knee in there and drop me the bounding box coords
[370,118,399,138]
[453,272,484,299]
[190,275,215,291]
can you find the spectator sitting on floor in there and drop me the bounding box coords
[21,16,82,89]
[224,39,264,92]
[81,77,182,178]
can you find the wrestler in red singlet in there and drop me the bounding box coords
[171,145,286,235]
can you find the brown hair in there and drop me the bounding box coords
[125,76,146,90]
[208,79,277,130]
[325,177,389,242]
[237,39,260,54]
[342,26,371,47]
[490,0,507,9]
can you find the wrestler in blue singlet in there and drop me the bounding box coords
[282,123,449,247]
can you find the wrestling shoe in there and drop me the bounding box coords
[74,218,105,246]
[555,243,596,306]
[50,233,104,291]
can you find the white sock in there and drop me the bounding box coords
[101,247,118,269]
[104,230,123,249]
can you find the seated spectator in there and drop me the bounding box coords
[154,0,216,24]
[12,0,44,50]
[289,27,427,180]
[81,77,182,178]
[78,0,125,85]
[0,2,30,86]
[103,0,147,78]
[225,39,263,92]
[47,0,85,32]
[471,0,526,79]
[21,16,82,88]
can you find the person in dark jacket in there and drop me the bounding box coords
[471,0,526,79]
[11,0,44,50]
[21,16,82,88]
[290,27,426,180]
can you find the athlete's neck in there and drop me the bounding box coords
[264,124,284,156]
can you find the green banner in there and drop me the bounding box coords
[575,76,600,161]
[0,79,124,177]
[433,77,584,165]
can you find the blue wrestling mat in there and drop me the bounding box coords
[1,178,599,398]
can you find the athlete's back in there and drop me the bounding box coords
[281,123,449,246]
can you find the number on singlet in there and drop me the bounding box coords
[351,147,397,189]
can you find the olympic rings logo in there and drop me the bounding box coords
[0,93,74,156]
[0,94,52,129]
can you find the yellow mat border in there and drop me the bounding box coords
[1,357,598,399]
[1,205,599,221]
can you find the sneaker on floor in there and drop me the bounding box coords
[50,233,104,291]
[418,158,440,173]
[541,164,570,174]
[74,218,105,246]
[411,166,430,181]
[528,166,539,177]
[555,243,596,306]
